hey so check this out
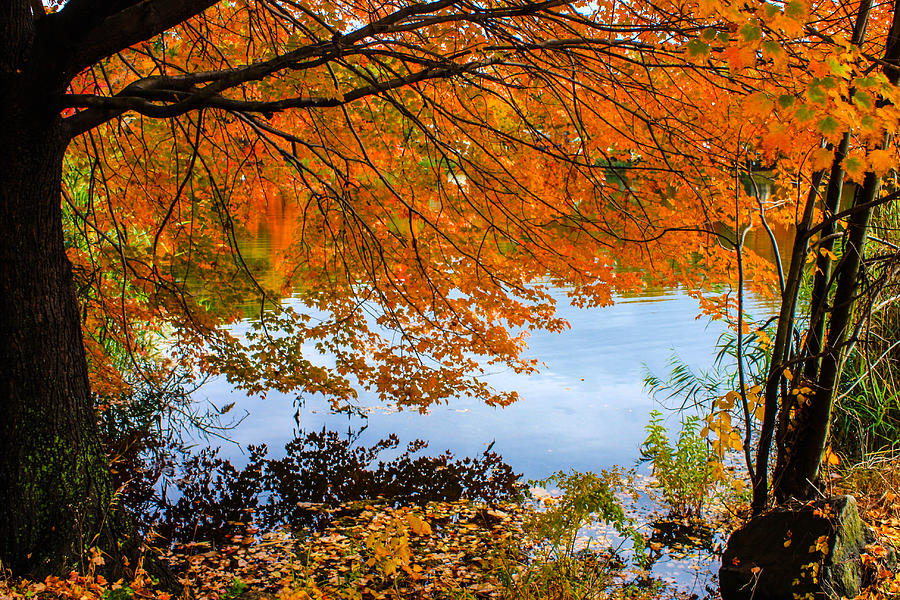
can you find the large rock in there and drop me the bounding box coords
[720,495,879,600]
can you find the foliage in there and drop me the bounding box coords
[0,571,170,600]
[525,471,643,560]
[162,500,524,600]
[832,456,900,597]
[834,345,900,459]
[2,486,895,600]
[498,470,647,600]
[643,313,772,493]
[640,411,716,520]
[832,204,900,459]
[644,351,732,416]
[9,0,900,573]
[55,0,849,412]
[221,578,248,600]
[100,587,136,600]
[165,492,659,600]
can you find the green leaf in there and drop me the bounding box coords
[817,116,839,135]
[701,27,718,41]
[740,24,762,42]
[794,103,817,122]
[777,94,796,109]
[807,83,826,104]
[828,58,851,78]
[843,156,865,177]
[785,0,806,19]
[854,90,873,110]
[762,40,783,57]
[686,39,710,57]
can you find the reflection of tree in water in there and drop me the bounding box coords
[114,428,522,546]
[639,518,721,598]
[646,518,718,559]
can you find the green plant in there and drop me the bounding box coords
[526,470,643,558]
[500,470,646,599]
[831,244,900,459]
[222,578,249,599]
[640,410,715,519]
[834,358,900,458]
[100,587,134,600]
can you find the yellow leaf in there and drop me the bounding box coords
[754,403,765,421]
[404,513,432,536]
[810,147,834,171]
[818,248,838,261]
[812,534,829,554]
[382,559,397,575]
[868,148,895,176]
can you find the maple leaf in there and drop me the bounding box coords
[809,147,835,171]
[843,155,868,183]
[745,92,774,118]
[867,148,896,176]
[722,45,756,70]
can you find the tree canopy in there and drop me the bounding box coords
[62,0,798,408]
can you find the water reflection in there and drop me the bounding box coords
[177,194,787,476]
[199,286,775,480]
[146,429,520,544]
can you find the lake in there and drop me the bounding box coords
[197,285,776,479]
[186,283,777,595]
[193,199,785,478]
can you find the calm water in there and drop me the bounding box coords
[197,286,775,479]
[171,191,791,597]
[195,199,787,473]
[192,284,775,595]
[191,195,788,477]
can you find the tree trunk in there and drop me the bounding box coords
[773,172,879,502]
[751,168,825,513]
[0,5,116,576]
[770,0,900,503]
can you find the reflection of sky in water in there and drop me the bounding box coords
[196,287,775,481]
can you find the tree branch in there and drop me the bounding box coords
[50,0,220,76]
[64,55,501,135]
[29,0,45,20]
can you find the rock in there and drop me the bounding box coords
[719,495,879,600]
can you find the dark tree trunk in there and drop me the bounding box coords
[773,174,878,502]
[771,0,900,503]
[751,168,825,513]
[0,3,116,576]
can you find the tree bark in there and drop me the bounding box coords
[0,4,116,576]
[802,133,850,384]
